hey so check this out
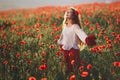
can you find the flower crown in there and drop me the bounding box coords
[74,10,79,16]
[70,7,79,16]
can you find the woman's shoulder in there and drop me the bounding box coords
[73,24,81,29]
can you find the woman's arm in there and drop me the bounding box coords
[57,33,63,45]
[73,24,88,44]
[73,24,96,46]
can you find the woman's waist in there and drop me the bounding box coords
[60,44,79,50]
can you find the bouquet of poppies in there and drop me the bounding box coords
[85,34,96,46]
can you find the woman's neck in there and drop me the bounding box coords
[67,19,73,27]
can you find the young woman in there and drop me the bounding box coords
[57,7,96,73]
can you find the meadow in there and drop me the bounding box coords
[0,2,120,80]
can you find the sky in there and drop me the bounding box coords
[0,0,118,10]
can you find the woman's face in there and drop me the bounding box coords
[66,9,74,19]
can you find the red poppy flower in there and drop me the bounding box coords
[41,77,47,80]
[27,59,31,64]
[80,71,89,77]
[87,64,92,70]
[71,60,75,65]
[111,32,116,36]
[56,52,60,56]
[69,74,76,80]
[49,44,55,49]
[11,20,16,25]
[114,53,119,57]
[89,27,95,31]
[107,44,113,49]
[3,60,8,65]
[19,40,26,45]
[116,34,120,40]
[113,61,119,67]
[118,62,120,67]
[41,58,46,63]
[79,66,84,71]
[42,51,46,56]
[11,65,16,69]
[39,63,47,71]
[16,53,20,58]
[114,39,119,44]
[29,76,36,80]
[58,15,62,19]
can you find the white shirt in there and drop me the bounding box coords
[57,24,88,50]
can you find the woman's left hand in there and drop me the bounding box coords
[85,34,96,46]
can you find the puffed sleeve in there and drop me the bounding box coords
[73,24,88,43]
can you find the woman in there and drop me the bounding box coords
[57,7,96,73]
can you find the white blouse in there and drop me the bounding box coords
[57,24,88,50]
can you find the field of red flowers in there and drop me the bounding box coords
[0,2,120,80]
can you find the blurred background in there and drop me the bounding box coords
[0,0,119,10]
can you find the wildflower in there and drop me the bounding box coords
[49,44,55,49]
[11,20,16,25]
[19,40,26,45]
[87,64,92,70]
[80,71,89,77]
[3,60,8,65]
[79,66,84,71]
[42,51,46,56]
[69,74,76,80]
[27,59,31,64]
[29,76,36,80]
[41,77,47,80]
[16,53,20,58]
[71,60,75,65]
[56,52,60,57]
[113,61,119,67]
[114,53,119,57]
[39,63,47,71]
[107,44,113,49]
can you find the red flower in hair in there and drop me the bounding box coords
[85,34,96,46]
[74,10,78,16]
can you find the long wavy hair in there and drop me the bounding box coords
[62,7,81,28]
[62,7,85,51]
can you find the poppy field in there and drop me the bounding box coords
[0,2,120,80]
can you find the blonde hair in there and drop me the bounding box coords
[62,7,86,51]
